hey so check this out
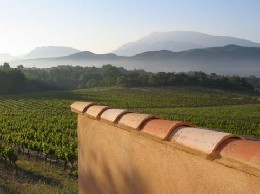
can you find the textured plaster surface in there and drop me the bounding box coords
[78,115,260,194]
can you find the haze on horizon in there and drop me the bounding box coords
[0,0,260,56]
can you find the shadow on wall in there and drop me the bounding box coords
[80,149,151,194]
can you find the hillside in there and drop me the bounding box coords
[113,31,260,56]
[133,45,260,59]
[61,51,119,60]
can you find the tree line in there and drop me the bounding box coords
[0,63,55,94]
[0,63,256,94]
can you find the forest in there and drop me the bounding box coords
[0,63,257,95]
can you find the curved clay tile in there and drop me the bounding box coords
[217,139,260,169]
[142,119,194,140]
[118,113,159,130]
[100,109,131,123]
[85,105,110,119]
[70,101,96,114]
[170,127,243,158]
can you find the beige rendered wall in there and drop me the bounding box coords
[78,115,260,194]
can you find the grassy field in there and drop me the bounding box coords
[0,157,78,194]
[0,86,259,193]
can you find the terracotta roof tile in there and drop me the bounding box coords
[217,139,260,169]
[170,127,242,157]
[85,105,110,119]
[118,113,158,130]
[142,119,194,140]
[100,109,131,123]
[70,101,96,114]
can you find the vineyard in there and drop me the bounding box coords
[0,99,77,170]
[0,86,259,192]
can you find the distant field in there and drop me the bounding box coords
[0,87,259,193]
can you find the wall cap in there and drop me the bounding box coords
[71,101,260,171]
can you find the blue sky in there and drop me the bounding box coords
[0,0,259,55]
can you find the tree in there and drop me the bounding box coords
[116,76,129,87]
[101,64,122,86]
[3,62,10,69]
[17,65,24,70]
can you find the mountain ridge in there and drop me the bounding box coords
[24,46,80,59]
[113,31,260,56]
[133,45,260,59]
[10,45,260,77]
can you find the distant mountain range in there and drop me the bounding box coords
[113,31,260,56]
[2,31,260,76]
[24,46,80,59]
[0,53,15,61]
[0,46,80,61]
[10,45,260,77]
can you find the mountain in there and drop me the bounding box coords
[61,51,119,60]
[0,53,15,61]
[113,31,260,56]
[24,46,80,59]
[9,45,260,77]
[133,45,260,60]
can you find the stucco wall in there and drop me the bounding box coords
[77,115,260,194]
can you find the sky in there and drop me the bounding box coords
[0,0,260,55]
